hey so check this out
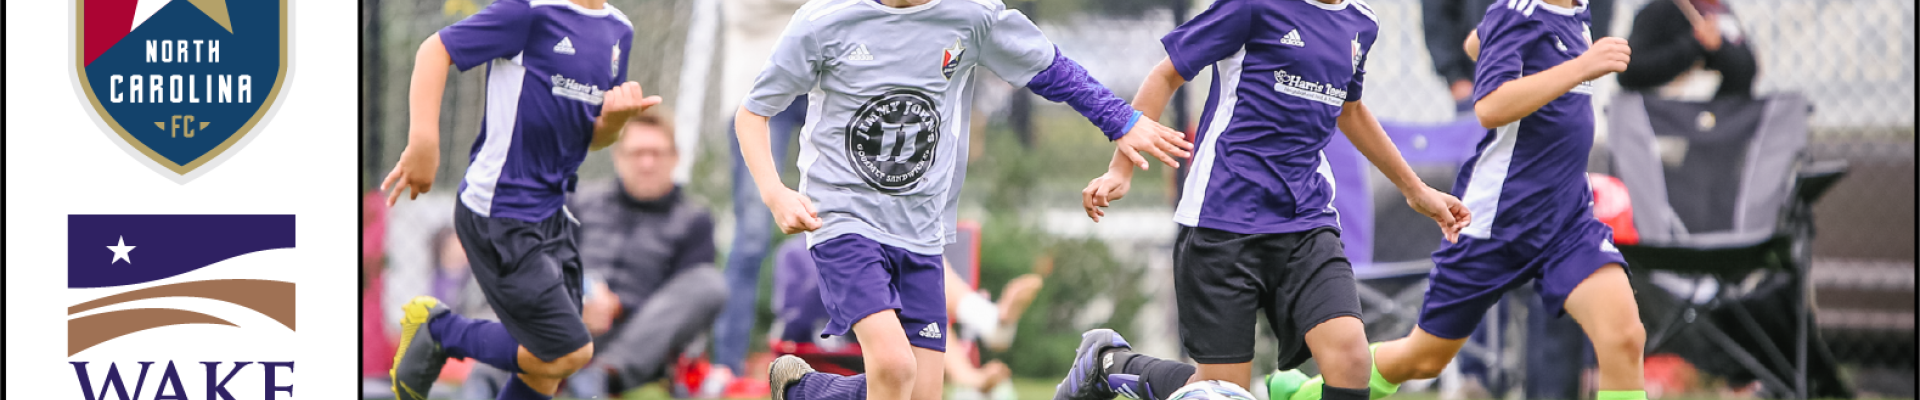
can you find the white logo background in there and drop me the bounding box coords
[8,2,359,397]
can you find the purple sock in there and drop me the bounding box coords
[497,375,552,400]
[429,312,521,373]
[789,373,867,400]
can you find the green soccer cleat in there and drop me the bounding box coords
[1267,369,1312,400]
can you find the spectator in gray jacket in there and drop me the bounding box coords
[565,110,728,397]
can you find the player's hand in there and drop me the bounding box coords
[1080,172,1133,222]
[599,82,664,121]
[1576,37,1632,80]
[380,140,441,207]
[1113,117,1193,171]
[761,187,822,234]
[1692,15,1723,52]
[1406,186,1470,243]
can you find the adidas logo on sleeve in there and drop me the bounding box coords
[1281,29,1306,47]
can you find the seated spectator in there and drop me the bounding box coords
[1617,0,1758,99]
[564,110,729,398]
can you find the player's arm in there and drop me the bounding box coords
[1082,58,1185,221]
[1465,29,1481,62]
[1081,0,1248,221]
[737,15,822,234]
[977,5,1191,171]
[383,0,536,205]
[590,83,663,151]
[1337,102,1469,241]
[1472,18,1631,128]
[381,34,457,206]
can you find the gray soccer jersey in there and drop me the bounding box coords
[743,0,1056,255]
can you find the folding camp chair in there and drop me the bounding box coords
[1606,92,1846,399]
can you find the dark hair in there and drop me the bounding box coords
[622,107,676,149]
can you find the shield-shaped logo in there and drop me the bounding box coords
[74,0,289,181]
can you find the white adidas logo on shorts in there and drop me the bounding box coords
[918,322,942,339]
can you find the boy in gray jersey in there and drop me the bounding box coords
[740,1,1193,400]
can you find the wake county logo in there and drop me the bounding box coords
[66,215,298,400]
[847,89,942,193]
[75,0,289,180]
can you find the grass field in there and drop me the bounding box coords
[551,377,1880,400]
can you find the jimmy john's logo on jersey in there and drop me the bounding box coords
[941,39,966,80]
[75,0,288,181]
[846,89,942,194]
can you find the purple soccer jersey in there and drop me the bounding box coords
[444,0,635,223]
[1168,0,1380,235]
[1455,0,1600,243]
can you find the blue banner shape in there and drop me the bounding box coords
[68,215,295,288]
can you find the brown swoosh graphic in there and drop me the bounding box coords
[66,279,295,356]
[68,308,237,356]
[68,279,295,330]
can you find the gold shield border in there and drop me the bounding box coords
[74,0,289,175]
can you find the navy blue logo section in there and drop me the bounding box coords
[68,215,294,288]
[66,215,297,358]
[76,0,288,177]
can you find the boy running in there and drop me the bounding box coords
[380,0,658,399]
[743,1,1194,400]
[1063,1,1469,400]
[1269,1,1645,399]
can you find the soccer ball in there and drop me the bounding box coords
[1168,380,1258,400]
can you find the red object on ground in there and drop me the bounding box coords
[1643,354,1700,398]
[723,374,771,398]
[440,357,475,384]
[1589,173,1639,245]
[770,339,866,376]
[674,355,712,396]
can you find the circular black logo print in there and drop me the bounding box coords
[846,89,943,193]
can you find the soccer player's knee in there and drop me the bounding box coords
[865,351,919,389]
[1593,319,1647,358]
[1317,342,1374,378]
[527,344,595,378]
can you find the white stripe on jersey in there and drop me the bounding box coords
[529,0,631,26]
[1173,46,1247,227]
[795,82,827,197]
[1316,149,1340,227]
[461,53,528,217]
[1460,121,1521,239]
[1351,0,1378,21]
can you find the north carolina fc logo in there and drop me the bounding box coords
[847,89,942,193]
[75,0,289,180]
